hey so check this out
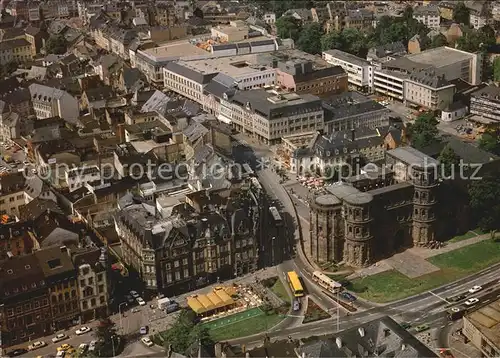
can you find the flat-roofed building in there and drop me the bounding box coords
[322,49,373,91]
[133,40,209,85]
[373,68,407,101]
[470,85,500,124]
[462,297,500,358]
[222,89,323,144]
[405,47,483,86]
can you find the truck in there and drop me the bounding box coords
[157,297,171,310]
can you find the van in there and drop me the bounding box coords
[166,302,179,313]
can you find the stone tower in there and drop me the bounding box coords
[411,163,438,246]
[343,192,374,267]
[309,194,343,263]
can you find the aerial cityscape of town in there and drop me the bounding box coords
[0,0,500,357]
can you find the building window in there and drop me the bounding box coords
[91,298,96,307]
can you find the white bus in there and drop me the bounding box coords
[312,271,342,293]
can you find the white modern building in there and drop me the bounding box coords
[322,49,373,91]
[404,69,456,110]
[373,68,406,100]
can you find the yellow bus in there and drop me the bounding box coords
[312,271,342,293]
[286,271,304,297]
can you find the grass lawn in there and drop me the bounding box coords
[205,309,284,341]
[303,299,331,324]
[350,239,500,303]
[448,231,478,243]
[270,279,290,302]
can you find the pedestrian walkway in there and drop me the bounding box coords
[410,232,496,259]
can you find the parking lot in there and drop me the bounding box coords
[0,141,33,176]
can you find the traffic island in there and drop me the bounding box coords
[302,298,331,324]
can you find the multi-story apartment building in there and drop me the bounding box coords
[322,49,373,92]
[154,2,177,26]
[0,253,52,346]
[470,85,500,123]
[404,70,455,110]
[28,83,79,123]
[217,89,324,144]
[344,9,374,31]
[0,38,33,65]
[114,176,263,294]
[413,5,441,30]
[0,172,56,217]
[73,247,109,321]
[37,246,80,330]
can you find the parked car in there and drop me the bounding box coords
[75,326,91,335]
[57,344,72,352]
[141,337,154,347]
[465,298,479,306]
[130,290,140,298]
[468,286,482,294]
[78,343,88,354]
[415,324,430,332]
[341,292,357,301]
[140,326,148,335]
[166,302,179,313]
[28,341,47,351]
[292,299,301,312]
[88,340,97,352]
[56,350,65,358]
[9,349,28,357]
[52,333,68,343]
[136,297,146,306]
[126,295,135,304]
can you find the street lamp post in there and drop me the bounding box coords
[271,236,275,266]
[118,303,127,334]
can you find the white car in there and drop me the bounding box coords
[28,341,47,350]
[465,298,479,306]
[136,297,146,306]
[78,343,88,353]
[130,290,140,298]
[88,340,97,352]
[469,285,482,294]
[75,326,91,335]
[52,333,68,343]
[141,337,154,347]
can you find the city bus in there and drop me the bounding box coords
[286,271,304,297]
[312,271,342,293]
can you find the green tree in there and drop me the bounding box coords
[408,112,440,149]
[478,130,500,155]
[430,33,448,48]
[275,16,302,42]
[45,34,67,55]
[296,22,323,54]
[438,144,460,177]
[493,57,500,82]
[453,1,470,26]
[469,174,500,231]
[163,310,212,354]
[95,318,119,357]
[321,30,344,51]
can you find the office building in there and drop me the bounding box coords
[322,49,373,91]
[470,85,500,124]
